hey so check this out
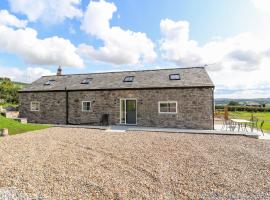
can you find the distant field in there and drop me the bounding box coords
[229,111,270,132]
[13,82,28,89]
[0,80,27,87]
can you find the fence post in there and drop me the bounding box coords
[224,106,229,120]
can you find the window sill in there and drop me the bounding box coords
[158,112,177,114]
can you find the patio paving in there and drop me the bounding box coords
[52,123,264,139]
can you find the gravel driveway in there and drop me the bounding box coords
[0,127,269,199]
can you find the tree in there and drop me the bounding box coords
[228,101,240,106]
[0,79,20,105]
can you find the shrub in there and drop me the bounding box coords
[0,79,20,105]
[215,105,270,112]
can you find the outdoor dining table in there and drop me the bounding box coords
[231,119,252,132]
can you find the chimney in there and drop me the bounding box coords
[57,66,62,76]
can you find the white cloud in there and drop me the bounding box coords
[81,0,115,37]
[250,0,270,12]
[8,0,82,23]
[0,66,53,83]
[227,50,261,71]
[160,19,270,70]
[0,25,84,67]
[210,54,270,98]
[26,67,54,82]
[0,9,28,28]
[160,19,270,98]
[160,19,202,67]
[79,0,157,65]
[215,80,270,99]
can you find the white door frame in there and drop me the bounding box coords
[119,98,137,125]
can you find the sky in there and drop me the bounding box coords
[0,0,270,99]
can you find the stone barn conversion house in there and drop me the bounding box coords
[19,67,215,130]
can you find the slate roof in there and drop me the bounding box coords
[20,67,214,92]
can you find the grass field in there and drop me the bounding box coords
[0,116,50,135]
[0,80,27,88]
[229,111,270,132]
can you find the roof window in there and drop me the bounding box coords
[169,74,180,80]
[81,78,92,85]
[123,76,134,82]
[44,80,55,86]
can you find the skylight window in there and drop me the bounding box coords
[44,80,55,86]
[81,78,92,84]
[123,76,134,82]
[169,74,180,80]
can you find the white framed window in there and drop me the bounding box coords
[82,101,91,112]
[30,101,40,111]
[158,101,177,114]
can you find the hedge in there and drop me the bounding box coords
[215,105,270,112]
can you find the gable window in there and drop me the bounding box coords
[158,101,177,114]
[169,74,180,80]
[81,78,92,85]
[123,76,134,82]
[82,101,91,112]
[44,80,55,86]
[31,101,40,111]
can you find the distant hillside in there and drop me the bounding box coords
[12,81,28,89]
[0,77,28,89]
[215,98,270,106]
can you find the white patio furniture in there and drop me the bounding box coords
[231,119,251,132]
[221,118,237,131]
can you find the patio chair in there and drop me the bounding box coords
[100,114,109,126]
[241,122,248,132]
[249,117,258,132]
[227,120,236,132]
[221,117,226,130]
[258,121,264,136]
[221,118,230,131]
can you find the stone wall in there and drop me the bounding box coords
[19,92,66,124]
[5,111,19,119]
[68,88,214,129]
[19,88,214,129]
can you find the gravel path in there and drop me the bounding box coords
[0,127,269,199]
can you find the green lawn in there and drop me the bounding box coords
[229,111,270,132]
[0,116,50,135]
[0,103,18,108]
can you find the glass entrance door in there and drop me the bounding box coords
[126,100,136,124]
[120,99,137,125]
[120,99,126,124]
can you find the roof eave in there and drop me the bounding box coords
[18,85,214,93]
